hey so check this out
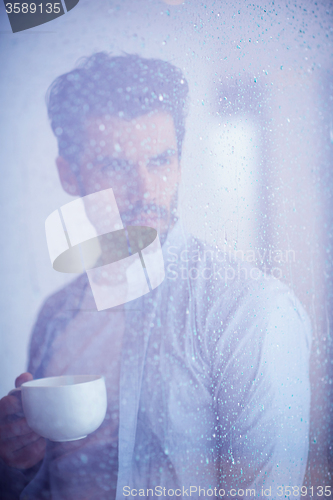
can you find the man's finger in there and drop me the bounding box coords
[1,430,41,454]
[0,395,23,421]
[15,372,33,388]
[0,418,33,441]
[6,437,46,469]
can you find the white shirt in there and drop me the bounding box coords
[22,221,311,499]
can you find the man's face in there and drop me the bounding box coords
[75,111,181,240]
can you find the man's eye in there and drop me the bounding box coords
[148,157,171,168]
[148,149,176,168]
[101,160,131,174]
[148,150,176,169]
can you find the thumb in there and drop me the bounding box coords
[15,372,33,388]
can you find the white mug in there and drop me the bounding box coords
[10,375,107,442]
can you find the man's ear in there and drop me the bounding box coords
[56,156,81,196]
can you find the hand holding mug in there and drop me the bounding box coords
[18,375,107,442]
[0,373,46,469]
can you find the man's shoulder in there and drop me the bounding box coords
[165,231,287,300]
[167,231,311,344]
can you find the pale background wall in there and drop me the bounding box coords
[0,0,332,487]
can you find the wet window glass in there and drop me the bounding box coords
[0,1,332,498]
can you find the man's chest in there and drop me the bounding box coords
[42,282,215,443]
[44,306,125,437]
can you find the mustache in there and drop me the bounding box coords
[120,202,169,223]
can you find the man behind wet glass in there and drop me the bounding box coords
[0,53,312,499]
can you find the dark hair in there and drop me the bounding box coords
[47,52,189,165]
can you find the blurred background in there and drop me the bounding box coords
[0,0,332,490]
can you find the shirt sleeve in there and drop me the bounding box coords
[211,278,312,499]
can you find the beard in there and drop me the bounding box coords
[119,189,179,245]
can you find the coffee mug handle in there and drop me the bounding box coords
[8,387,22,397]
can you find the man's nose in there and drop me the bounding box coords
[128,162,155,203]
